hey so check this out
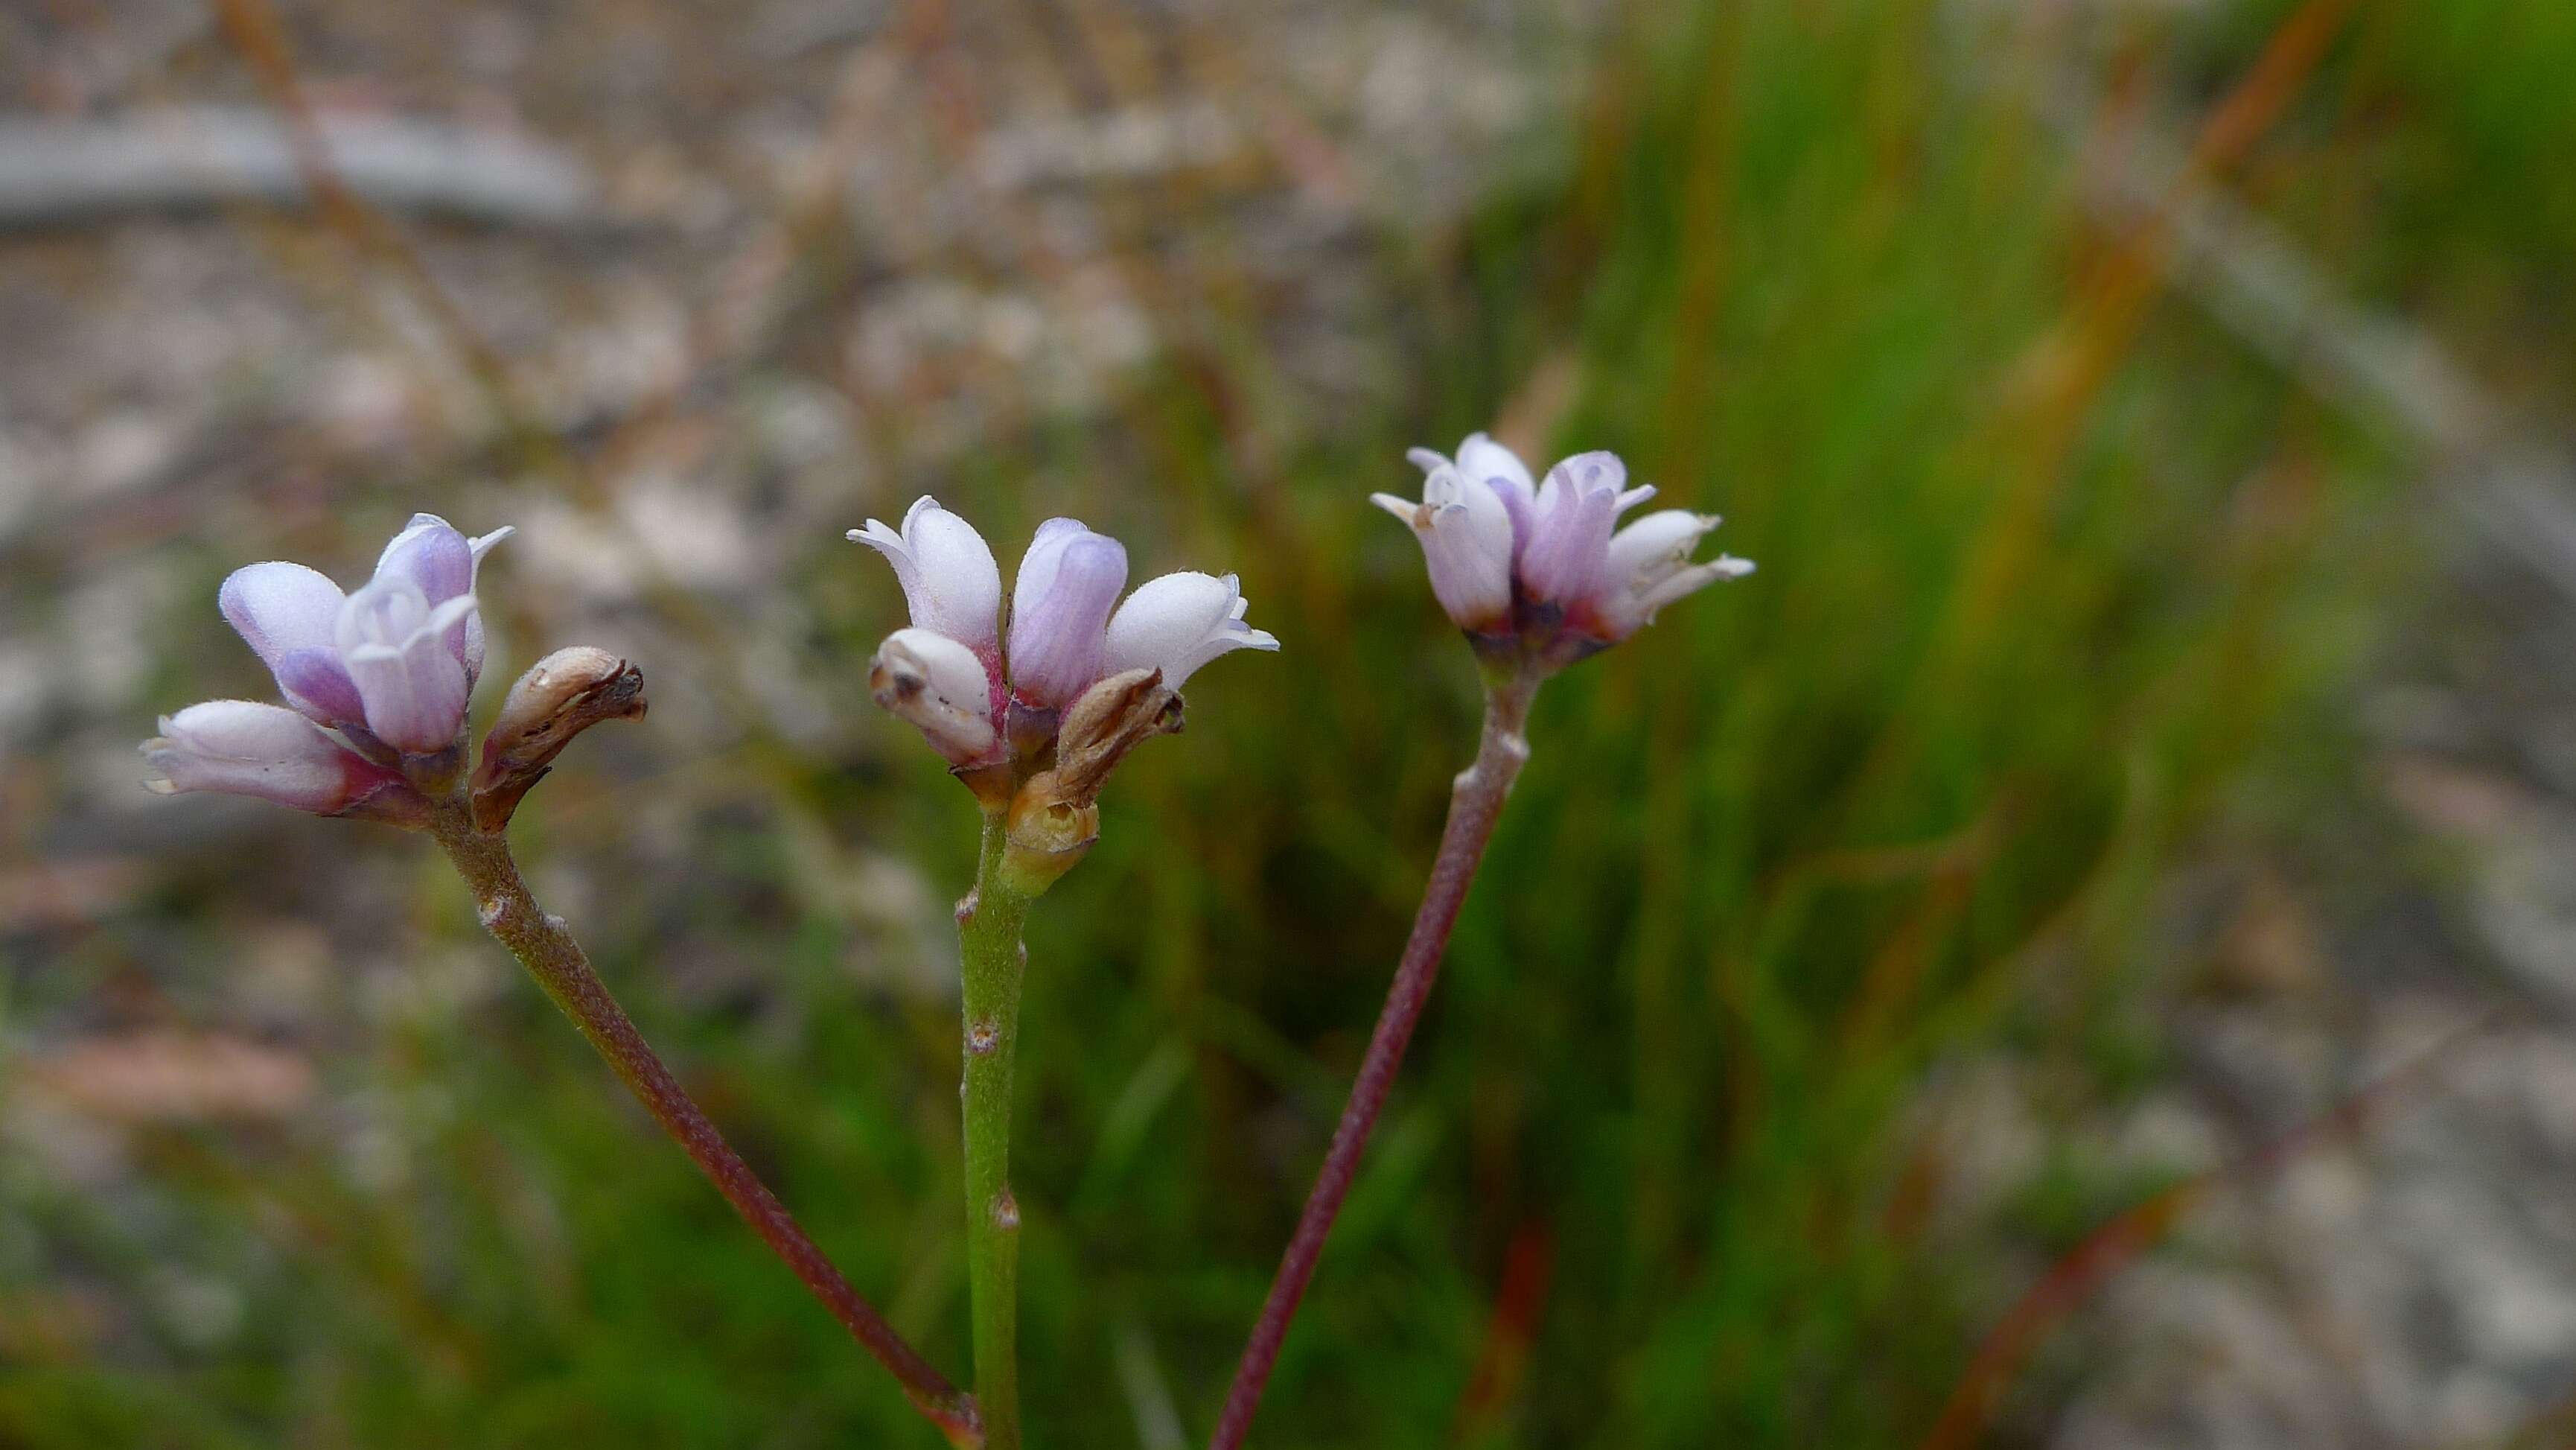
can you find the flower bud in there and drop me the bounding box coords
[142,700,424,824]
[470,647,648,832]
[1053,667,1182,803]
[870,628,1002,768]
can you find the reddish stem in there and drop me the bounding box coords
[1210,673,1538,1449]
[431,805,981,1445]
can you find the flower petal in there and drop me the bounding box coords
[1384,454,1517,632]
[337,580,473,753]
[376,514,474,603]
[1520,452,1627,605]
[219,562,346,670]
[272,647,367,725]
[1456,432,1537,548]
[141,700,401,814]
[1104,571,1281,689]
[1007,518,1128,707]
[870,627,1000,765]
[848,497,1003,651]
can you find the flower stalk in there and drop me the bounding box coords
[1209,670,1537,1450]
[427,798,982,1444]
[957,810,1042,1450]
[852,496,1276,1446]
[147,514,983,1444]
[1213,433,1750,1445]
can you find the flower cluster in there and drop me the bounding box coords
[853,497,1278,774]
[1373,434,1751,668]
[144,514,644,832]
[144,514,511,821]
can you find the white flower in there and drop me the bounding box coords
[142,700,412,815]
[848,497,1004,652]
[1103,572,1281,688]
[1372,450,1517,632]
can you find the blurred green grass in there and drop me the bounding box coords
[8,0,2573,1446]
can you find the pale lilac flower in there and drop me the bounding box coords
[142,700,414,816]
[854,506,1274,775]
[1520,452,1657,608]
[1377,438,1750,656]
[1006,518,1128,710]
[1103,572,1281,688]
[1373,451,1516,632]
[847,497,1004,653]
[220,513,511,753]
[870,628,1001,766]
[334,576,479,752]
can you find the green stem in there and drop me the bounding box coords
[958,811,1039,1449]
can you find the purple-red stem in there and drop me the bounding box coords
[1210,672,1539,1449]
[430,803,981,1445]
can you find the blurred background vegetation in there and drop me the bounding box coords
[7,0,2576,1445]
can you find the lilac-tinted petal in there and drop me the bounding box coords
[377,513,511,677]
[375,514,474,602]
[219,562,345,670]
[141,699,397,814]
[1380,454,1516,630]
[1007,519,1129,707]
[273,647,367,725]
[337,580,474,753]
[1521,453,1627,605]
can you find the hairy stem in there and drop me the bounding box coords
[427,801,981,1445]
[957,811,1039,1449]
[1211,672,1539,1449]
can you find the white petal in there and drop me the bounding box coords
[1457,433,1533,493]
[1105,571,1281,689]
[904,500,1003,648]
[1605,510,1718,583]
[1458,432,1537,545]
[219,562,346,669]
